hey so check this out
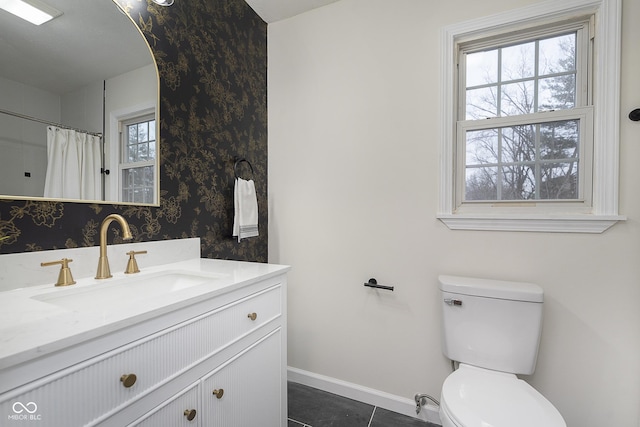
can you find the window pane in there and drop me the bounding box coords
[128,124,138,144]
[501,125,535,163]
[464,119,580,201]
[466,86,497,119]
[501,41,535,81]
[501,81,534,116]
[466,49,498,87]
[122,166,154,204]
[538,33,576,75]
[466,129,498,165]
[123,118,156,164]
[139,142,149,161]
[466,167,498,200]
[501,164,536,200]
[463,31,578,120]
[539,162,578,199]
[539,120,579,159]
[138,122,148,143]
[126,145,137,162]
[538,75,575,110]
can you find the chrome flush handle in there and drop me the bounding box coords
[444,298,463,307]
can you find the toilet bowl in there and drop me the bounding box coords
[439,364,566,427]
[438,275,566,427]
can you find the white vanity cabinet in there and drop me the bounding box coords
[132,382,201,427]
[0,265,288,427]
[200,329,282,426]
[132,329,282,427]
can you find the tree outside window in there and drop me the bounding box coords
[120,115,156,204]
[461,31,585,202]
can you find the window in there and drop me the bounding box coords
[460,24,592,205]
[119,114,156,204]
[438,0,624,233]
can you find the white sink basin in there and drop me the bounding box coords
[32,271,224,311]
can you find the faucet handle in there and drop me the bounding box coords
[125,250,147,274]
[41,258,76,287]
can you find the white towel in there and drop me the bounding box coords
[233,177,259,242]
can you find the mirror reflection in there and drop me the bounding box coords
[0,0,159,205]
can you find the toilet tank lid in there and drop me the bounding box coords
[439,275,543,302]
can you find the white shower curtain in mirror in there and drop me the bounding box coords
[43,126,101,200]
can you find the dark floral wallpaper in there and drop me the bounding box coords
[0,0,268,261]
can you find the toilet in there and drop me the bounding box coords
[438,275,566,427]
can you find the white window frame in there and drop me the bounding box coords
[437,0,624,233]
[108,102,159,205]
[119,113,156,204]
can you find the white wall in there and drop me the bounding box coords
[60,64,157,201]
[60,63,156,140]
[104,64,158,201]
[61,82,104,133]
[268,0,640,426]
[0,77,58,197]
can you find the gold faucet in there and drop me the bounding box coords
[95,214,133,279]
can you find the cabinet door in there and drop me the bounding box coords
[129,382,200,427]
[201,329,283,427]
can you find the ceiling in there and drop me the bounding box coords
[0,0,152,95]
[244,0,341,23]
[0,0,339,97]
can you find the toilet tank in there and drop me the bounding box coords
[439,275,544,375]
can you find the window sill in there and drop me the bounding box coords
[437,214,626,233]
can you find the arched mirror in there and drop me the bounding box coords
[0,0,159,206]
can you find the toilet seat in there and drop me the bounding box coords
[440,364,566,427]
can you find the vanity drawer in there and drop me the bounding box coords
[129,382,200,427]
[0,284,282,426]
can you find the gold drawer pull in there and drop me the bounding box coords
[247,312,257,321]
[120,374,137,388]
[183,409,197,421]
[213,388,224,399]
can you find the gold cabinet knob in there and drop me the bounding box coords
[183,409,197,421]
[120,374,137,388]
[213,388,224,399]
[247,312,257,321]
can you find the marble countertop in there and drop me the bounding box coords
[0,258,290,370]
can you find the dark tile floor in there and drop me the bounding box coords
[288,382,439,427]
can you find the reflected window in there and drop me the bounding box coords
[119,114,156,204]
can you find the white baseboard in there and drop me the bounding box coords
[287,366,441,425]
